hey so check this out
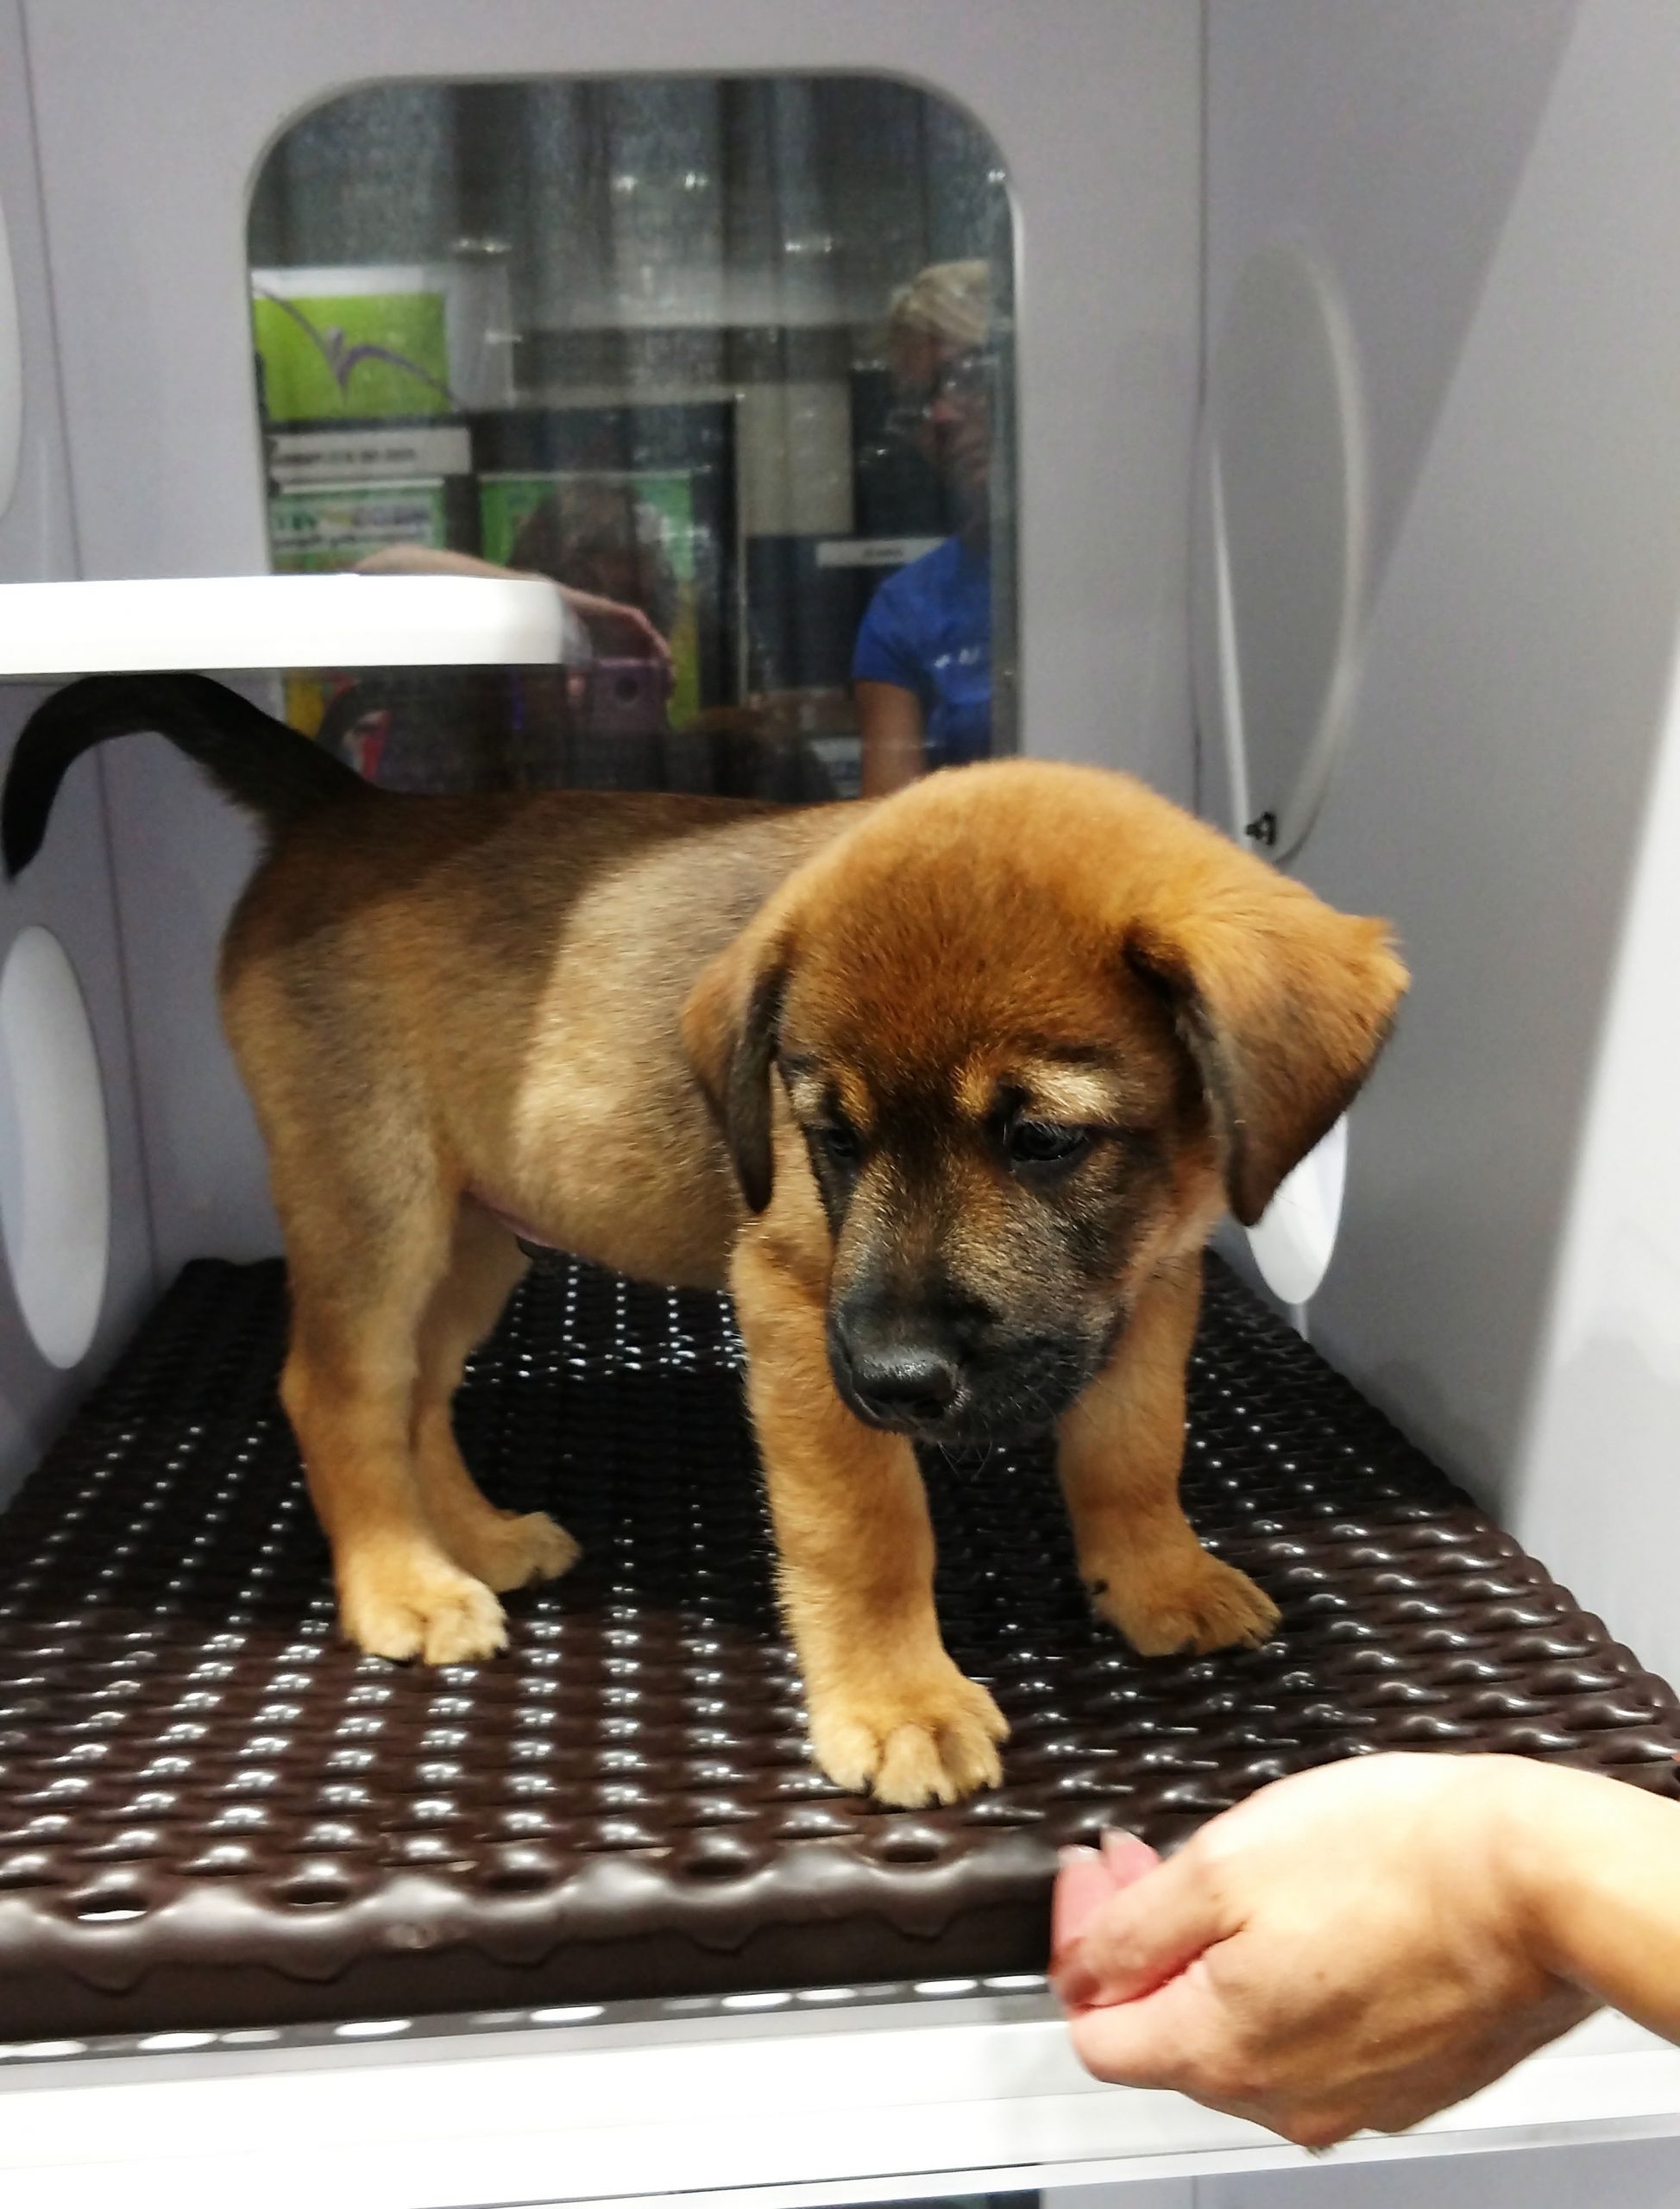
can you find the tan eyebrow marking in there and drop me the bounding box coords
[956,1055,1148,1123]
[778,1057,875,1132]
[832,1067,875,1130]
[780,1065,831,1121]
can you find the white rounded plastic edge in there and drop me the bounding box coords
[0,186,21,520]
[0,925,110,1369]
[0,573,576,677]
[1245,1112,1349,1310]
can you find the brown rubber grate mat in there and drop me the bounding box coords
[1,1255,1677,2038]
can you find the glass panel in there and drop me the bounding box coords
[248,75,1015,800]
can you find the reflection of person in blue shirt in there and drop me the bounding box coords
[853,261,994,793]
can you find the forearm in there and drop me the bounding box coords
[356,544,517,580]
[1513,1760,1680,2041]
[854,679,925,795]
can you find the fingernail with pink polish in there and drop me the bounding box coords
[1051,1842,1111,1953]
[1100,1826,1159,1881]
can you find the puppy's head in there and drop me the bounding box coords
[684,762,1406,1447]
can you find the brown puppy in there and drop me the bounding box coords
[3,675,1406,1807]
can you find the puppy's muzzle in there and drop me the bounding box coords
[827,1306,966,1435]
[828,1293,1111,1444]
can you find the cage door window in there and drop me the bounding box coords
[247,76,1016,803]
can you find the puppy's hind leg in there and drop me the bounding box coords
[276,1170,510,1668]
[1055,1253,1279,1656]
[411,1201,580,1593]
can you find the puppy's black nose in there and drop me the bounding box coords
[849,1344,960,1425]
[830,1311,964,1431]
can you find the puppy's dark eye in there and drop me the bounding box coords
[1006,1120,1092,1169]
[814,1122,861,1167]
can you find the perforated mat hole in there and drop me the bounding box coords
[795,1986,860,2004]
[0,2041,88,2061]
[530,2004,605,2026]
[69,1902,146,1923]
[136,2031,216,2053]
[0,1853,59,1891]
[676,1833,763,1879]
[721,1990,792,2011]
[479,1850,563,1894]
[871,1825,947,1866]
[274,1869,359,1910]
[335,2019,412,2040]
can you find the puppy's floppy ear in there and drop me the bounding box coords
[1127,875,1407,1228]
[682,924,790,1214]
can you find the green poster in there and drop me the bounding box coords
[253,288,453,423]
[267,481,448,573]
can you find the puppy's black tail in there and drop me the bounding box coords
[3,671,367,878]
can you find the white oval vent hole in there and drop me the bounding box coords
[1246,1114,1347,1310]
[0,926,110,1367]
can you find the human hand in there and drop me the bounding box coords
[556,585,673,673]
[1050,1753,1597,2147]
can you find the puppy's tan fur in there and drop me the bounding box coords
[80,735,1407,1806]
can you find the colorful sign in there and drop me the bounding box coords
[253,284,453,424]
[267,482,450,574]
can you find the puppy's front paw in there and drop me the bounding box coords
[339,1549,509,1666]
[1093,1547,1280,1658]
[452,1508,580,1595]
[808,1666,1009,1807]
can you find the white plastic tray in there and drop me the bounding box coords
[0,573,581,674]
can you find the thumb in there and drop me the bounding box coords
[1067,1966,1218,2093]
[1052,1841,1227,2012]
[1052,1828,1160,1954]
